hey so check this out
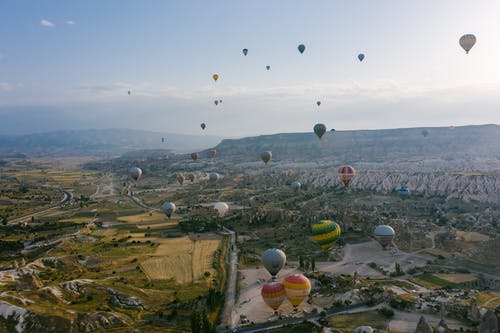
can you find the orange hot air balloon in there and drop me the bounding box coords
[283,274,311,308]
[212,74,219,82]
[191,152,198,161]
[177,175,185,185]
[261,282,286,312]
[188,174,195,182]
[338,165,356,187]
[210,149,217,158]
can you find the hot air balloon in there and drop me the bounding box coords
[161,137,165,143]
[398,186,410,198]
[261,151,272,165]
[291,181,301,192]
[214,202,229,217]
[374,225,395,249]
[298,44,305,54]
[201,123,206,130]
[214,100,219,106]
[130,167,142,181]
[161,202,176,218]
[316,101,321,107]
[261,282,286,313]
[212,74,219,82]
[459,34,476,54]
[242,48,248,56]
[266,65,270,70]
[330,129,336,132]
[421,129,429,137]
[284,274,311,309]
[313,123,326,140]
[127,90,131,96]
[311,220,341,250]
[208,172,219,185]
[338,165,356,187]
[219,99,222,104]
[210,149,217,158]
[191,152,198,161]
[262,248,286,280]
[188,174,195,182]
[358,53,365,62]
[177,175,185,185]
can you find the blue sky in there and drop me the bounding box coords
[0,0,499,136]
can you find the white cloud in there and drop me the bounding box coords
[40,19,55,27]
[66,20,76,25]
[0,82,13,92]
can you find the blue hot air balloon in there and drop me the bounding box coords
[358,53,365,62]
[298,44,305,54]
[242,48,248,56]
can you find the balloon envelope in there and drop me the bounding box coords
[161,202,176,218]
[261,282,286,311]
[242,48,248,56]
[262,248,286,278]
[398,187,410,198]
[212,74,219,81]
[284,274,311,308]
[316,101,321,106]
[298,44,305,54]
[291,181,301,191]
[311,220,341,250]
[358,53,365,61]
[338,165,356,186]
[191,153,198,161]
[266,65,270,70]
[374,225,395,249]
[214,100,219,106]
[261,151,272,165]
[188,174,195,182]
[201,123,206,130]
[130,167,142,181]
[459,34,476,54]
[177,175,185,185]
[313,123,327,139]
[210,149,217,158]
[208,172,219,184]
[214,202,229,217]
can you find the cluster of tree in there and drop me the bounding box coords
[190,311,215,333]
[299,256,316,272]
[206,288,224,311]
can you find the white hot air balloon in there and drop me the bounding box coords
[374,225,395,249]
[214,202,229,217]
[161,202,176,218]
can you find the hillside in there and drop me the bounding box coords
[0,128,222,156]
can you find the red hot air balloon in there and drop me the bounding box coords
[261,282,286,313]
[338,165,356,187]
[188,174,195,182]
[177,175,185,185]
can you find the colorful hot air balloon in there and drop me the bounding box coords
[214,202,229,217]
[311,220,341,250]
[374,225,395,250]
[188,174,196,182]
[298,44,305,54]
[313,123,326,140]
[161,202,176,218]
[191,152,198,161]
[242,48,248,56]
[210,149,217,158]
[398,186,410,198]
[316,101,321,107]
[459,34,476,54]
[338,165,356,187]
[177,175,185,185]
[214,100,219,106]
[266,65,270,70]
[201,123,206,130]
[291,181,301,192]
[261,151,272,165]
[358,53,365,62]
[261,282,286,312]
[262,248,286,279]
[208,172,219,185]
[284,274,311,308]
[212,74,219,82]
[130,167,142,181]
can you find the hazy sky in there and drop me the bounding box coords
[0,0,499,136]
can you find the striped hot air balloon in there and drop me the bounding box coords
[283,274,311,308]
[311,220,341,250]
[374,225,395,250]
[338,165,356,187]
[261,282,286,312]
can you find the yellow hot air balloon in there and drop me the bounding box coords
[212,74,219,82]
[261,282,286,312]
[311,220,341,250]
[283,274,311,308]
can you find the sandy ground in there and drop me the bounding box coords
[317,241,433,277]
[233,241,434,326]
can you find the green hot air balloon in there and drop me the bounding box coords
[311,220,341,250]
[313,123,327,139]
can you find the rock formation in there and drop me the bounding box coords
[415,315,433,333]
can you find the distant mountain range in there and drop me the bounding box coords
[210,124,500,166]
[0,129,223,156]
